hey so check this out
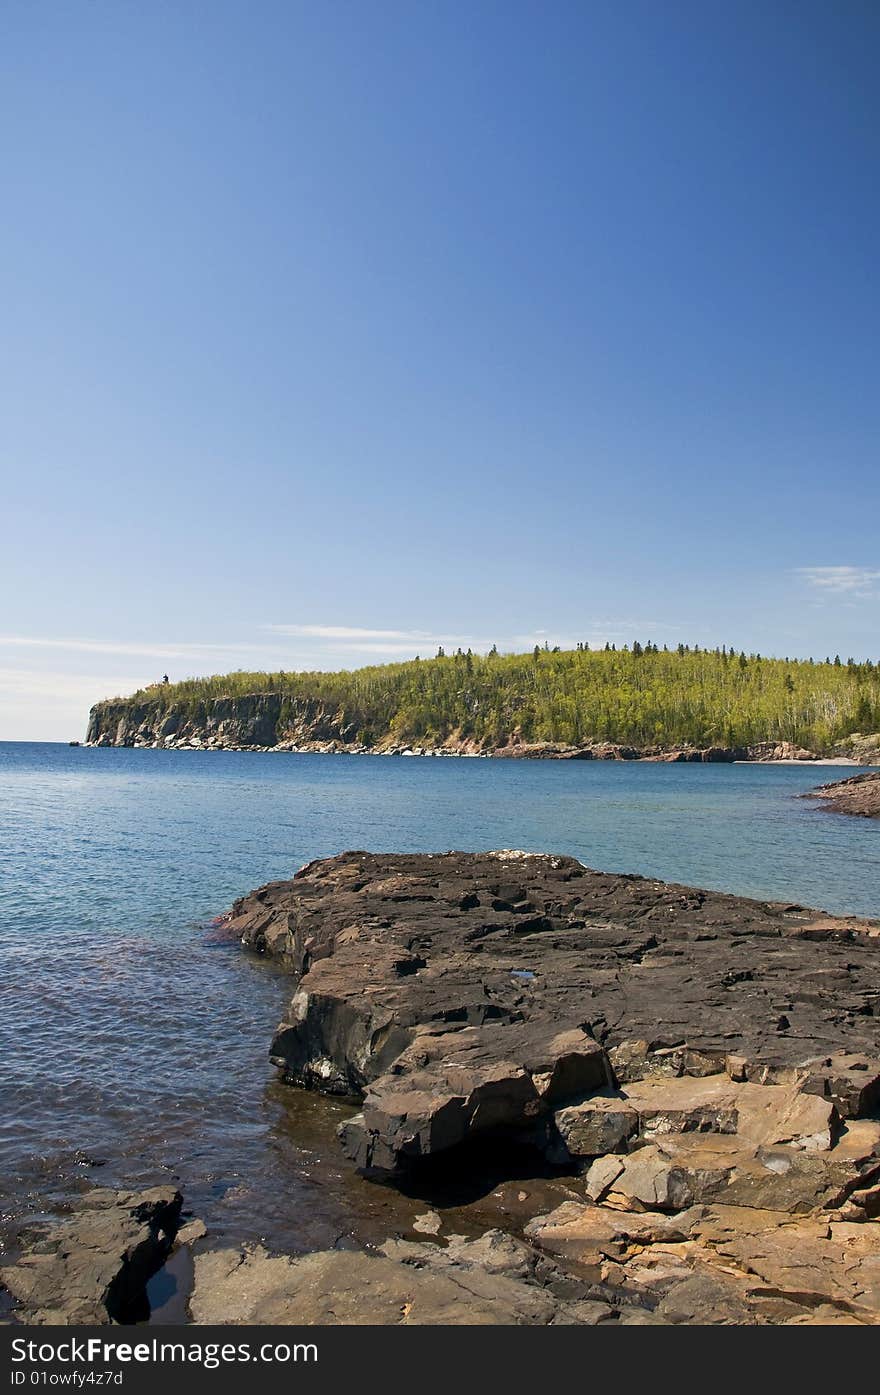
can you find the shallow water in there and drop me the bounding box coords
[1,742,877,1256]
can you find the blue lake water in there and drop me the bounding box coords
[1,741,877,1255]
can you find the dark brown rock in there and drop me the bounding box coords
[0,1187,182,1324]
[225,851,880,1174]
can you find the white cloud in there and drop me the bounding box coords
[0,635,292,661]
[0,619,678,741]
[263,624,436,642]
[264,620,670,656]
[0,666,145,702]
[796,567,880,597]
[262,623,483,655]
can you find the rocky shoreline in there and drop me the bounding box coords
[217,853,880,1324]
[803,772,880,819]
[6,850,880,1327]
[86,693,880,763]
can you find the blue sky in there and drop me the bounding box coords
[1,1,878,739]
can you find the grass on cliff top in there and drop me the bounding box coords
[95,643,880,753]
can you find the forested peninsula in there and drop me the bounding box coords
[85,643,880,762]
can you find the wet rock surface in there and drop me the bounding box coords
[805,771,880,818]
[0,1187,182,1324]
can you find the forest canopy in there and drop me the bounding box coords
[104,644,880,753]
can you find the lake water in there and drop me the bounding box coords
[1,742,878,1260]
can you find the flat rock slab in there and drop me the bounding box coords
[0,1187,182,1325]
[226,851,880,1172]
[190,1232,617,1326]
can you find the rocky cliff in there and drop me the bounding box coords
[86,695,848,762]
[836,733,880,766]
[86,693,361,752]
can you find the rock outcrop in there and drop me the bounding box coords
[525,1195,880,1324]
[834,733,880,766]
[804,772,880,819]
[11,852,879,1327]
[86,693,759,761]
[744,741,820,762]
[0,1187,182,1324]
[85,694,360,752]
[226,852,880,1171]
[221,850,880,1324]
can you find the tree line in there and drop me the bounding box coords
[104,643,880,752]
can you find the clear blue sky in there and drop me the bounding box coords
[1,1,878,739]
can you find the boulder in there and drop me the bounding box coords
[555,1097,639,1157]
[610,1146,697,1210]
[799,1054,880,1118]
[0,1187,182,1324]
[584,1155,626,1201]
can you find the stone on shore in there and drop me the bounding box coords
[0,1187,182,1324]
[526,1199,880,1324]
[189,1233,616,1326]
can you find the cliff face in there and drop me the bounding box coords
[87,693,877,761]
[84,696,830,760]
[86,693,360,751]
[84,696,732,758]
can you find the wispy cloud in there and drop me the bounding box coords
[0,620,678,741]
[0,635,296,661]
[264,624,433,642]
[0,621,677,679]
[262,623,482,654]
[0,666,151,742]
[796,567,880,598]
[263,621,671,656]
[0,667,146,701]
